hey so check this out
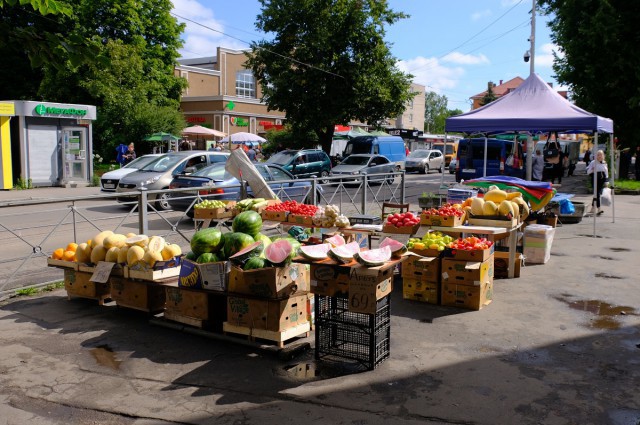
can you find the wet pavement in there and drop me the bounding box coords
[1,168,640,424]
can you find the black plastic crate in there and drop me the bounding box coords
[348,214,382,225]
[314,294,391,370]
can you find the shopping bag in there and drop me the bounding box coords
[559,199,575,215]
[601,187,612,206]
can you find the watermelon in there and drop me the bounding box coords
[355,246,391,267]
[196,252,218,264]
[243,257,269,270]
[299,243,331,261]
[328,241,360,264]
[222,232,255,259]
[379,237,407,258]
[229,241,264,266]
[264,238,293,266]
[254,233,272,250]
[190,228,224,257]
[272,237,301,257]
[325,234,345,247]
[232,211,262,238]
[185,251,197,261]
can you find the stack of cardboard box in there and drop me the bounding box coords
[440,246,494,310]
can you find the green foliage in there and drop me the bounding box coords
[13,178,33,190]
[479,82,497,107]
[262,127,319,156]
[15,287,38,296]
[42,282,65,291]
[614,179,640,191]
[538,1,639,147]
[246,0,415,154]
[0,0,71,15]
[424,91,448,133]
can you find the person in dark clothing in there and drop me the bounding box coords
[586,149,609,215]
[619,148,631,180]
[583,148,591,166]
[635,146,640,180]
[123,143,136,165]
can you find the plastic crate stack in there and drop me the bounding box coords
[314,294,391,370]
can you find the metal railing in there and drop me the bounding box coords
[0,171,405,293]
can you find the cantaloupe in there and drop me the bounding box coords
[90,244,107,264]
[161,243,182,260]
[482,201,498,216]
[103,233,126,249]
[470,197,485,216]
[92,230,113,248]
[484,189,507,203]
[142,250,163,268]
[127,246,145,267]
[117,246,130,264]
[105,247,119,263]
[75,243,91,263]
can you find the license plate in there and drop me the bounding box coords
[103,183,115,189]
[462,169,476,173]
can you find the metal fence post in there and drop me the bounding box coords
[71,201,78,243]
[361,175,368,214]
[138,189,149,235]
[400,171,406,204]
[311,178,317,205]
[240,180,248,199]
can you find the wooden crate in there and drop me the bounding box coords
[64,269,110,305]
[109,277,167,313]
[47,258,78,270]
[222,321,311,348]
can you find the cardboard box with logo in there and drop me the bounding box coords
[228,263,309,299]
[403,278,439,304]
[441,254,494,286]
[226,292,308,332]
[441,279,493,310]
[401,255,440,283]
[178,259,230,292]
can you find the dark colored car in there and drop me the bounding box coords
[168,163,322,215]
[265,149,332,181]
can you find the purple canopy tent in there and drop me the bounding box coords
[445,73,614,236]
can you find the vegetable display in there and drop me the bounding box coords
[385,211,420,228]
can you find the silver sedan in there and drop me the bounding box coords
[330,154,396,183]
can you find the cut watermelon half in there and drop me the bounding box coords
[355,246,391,267]
[328,241,360,264]
[379,237,407,258]
[229,241,264,266]
[299,243,331,261]
[324,234,346,247]
[264,238,293,266]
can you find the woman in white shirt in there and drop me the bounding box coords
[586,150,609,215]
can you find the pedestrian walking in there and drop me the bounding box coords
[586,149,609,215]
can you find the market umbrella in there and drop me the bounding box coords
[181,125,226,138]
[225,148,277,199]
[219,132,267,144]
[143,132,180,142]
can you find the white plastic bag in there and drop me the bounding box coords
[600,187,612,206]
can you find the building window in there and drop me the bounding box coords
[236,70,255,98]
[409,113,413,123]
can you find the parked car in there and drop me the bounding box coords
[449,158,457,174]
[343,135,406,169]
[116,151,230,210]
[265,149,332,181]
[329,154,396,183]
[168,163,321,215]
[100,154,162,192]
[404,149,444,174]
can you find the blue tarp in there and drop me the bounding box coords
[115,144,128,166]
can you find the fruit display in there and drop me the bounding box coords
[299,243,332,261]
[384,211,420,228]
[194,199,227,209]
[234,198,269,213]
[327,241,361,264]
[449,236,494,251]
[51,230,182,268]
[312,204,350,228]
[407,231,454,251]
[379,237,407,258]
[462,187,529,222]
[264,200,318,216]
[324,234,346,247]
[231,210,263,239]
[354,246,391,267]
[421,204,464,218]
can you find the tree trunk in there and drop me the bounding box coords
[318,127,335,155]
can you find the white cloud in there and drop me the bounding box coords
[397,56,466,94]
[442,52,490,65]
[471,9,492,21]
[535,43,562,68]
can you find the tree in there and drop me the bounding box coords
[539,1,640,146]
[424,91,448,133]
[479,82,497,107]
[433,108,463,135]
[246,0,415,154]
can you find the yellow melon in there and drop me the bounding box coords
[75,243,91,263]
[90,244,107,264]
[512,197,530,220]
[92,231,114,248]
[470,197,485,216]
[147,236,166,252]
[498,200,515,217]
[506,191,522,200]
[161,243,182,260]
[105,247,119,263]
[483,189,507,204]
[117,246,130,264]
[127,246,145,267]
[482,201,498,216]
[103,233,126,249]
[142,250,163,268]
[125,235,148,247]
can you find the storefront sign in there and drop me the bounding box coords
[187,116,206,123]
[34,104,87,117]
[230,117,249,127]
[0,102,15,116]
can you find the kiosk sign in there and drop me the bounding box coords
[34,104,88,117]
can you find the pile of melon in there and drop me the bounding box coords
[462,187,529,221]
[68,231,182,268]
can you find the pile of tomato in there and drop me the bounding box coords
[264,200,319,216]
[449,236,493,251]
[385,211,420,227]
[422,203,464,217]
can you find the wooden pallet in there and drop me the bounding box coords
[163,310,208,329]
[223,321,311,348]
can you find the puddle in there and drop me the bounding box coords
[554,296,638,330]
[595,272,624,279]
[90,344,121,370]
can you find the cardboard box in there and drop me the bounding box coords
[125,256,182,281]
[420,214,463,227]
[262,210,288,222]
[441,255,494,286]
[78,263,124,276]
[467,216,517,228]
[194,201,237,220]
[310,260,396,287]
[409,247,442,258]
[382,223,420,235]
[109,276,166,313]
[226,293,308,332]
[443,244,494,262]
[227,263,309,299]
[64,269,110,300]
[348,277,393,314]
[401,255,441,283]
[441,280,493,310]
[403,278,439,304]
[494,251,522,279]
[287,214,315,226]
[178,259,230,291]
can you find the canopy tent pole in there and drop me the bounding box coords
[592,133,598,237]
[440,133,447,190]
[526,134,533,180]
[483,136,488,177]
[610,133,615,223]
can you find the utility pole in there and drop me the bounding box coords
[530,0,536,76]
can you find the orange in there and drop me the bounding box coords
[66,242,78,252]
[63,250,76,261]
[52,248,64,260]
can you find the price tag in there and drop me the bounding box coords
[90,261,115,283]
[348,279,374,314]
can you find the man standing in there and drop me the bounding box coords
[246,144,257,162]
[123,143,136,166]
[532,149,544,181]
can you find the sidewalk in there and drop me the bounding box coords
[0,170,639,425]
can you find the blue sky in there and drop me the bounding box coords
[171,0,560,112]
